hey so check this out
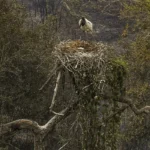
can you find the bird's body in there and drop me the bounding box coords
[79,17,93,33]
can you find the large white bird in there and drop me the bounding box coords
[79,17,93,33]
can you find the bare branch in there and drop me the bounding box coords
[0,119,42,136]
[39,73,54,91]
[51,110,64,116]
[0,100,79,138]
[49,71,61,112]
[44,100,79,135]
[103,105,128,122]
[102,94,150,115]
[58,142,68,150]
[39,65,62,91]
[99,105,128,127]
[117,97,150,115]
[82,83,93,91]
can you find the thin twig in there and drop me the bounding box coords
[39,73,54,91]
[82,83,93,91]
[39,65,62,91]
[98,105,128,128]
[58,142,68,150]
[51,110,64,116]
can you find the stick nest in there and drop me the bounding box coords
[52,40,116,94]
[53,40,112,72]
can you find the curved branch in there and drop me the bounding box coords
[0,119,42,136]
[0,100,79,138]
[43,100,79,137]
[117,97,150,115]
[102,94,150,115]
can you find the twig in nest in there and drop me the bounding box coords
[49,71,61,112]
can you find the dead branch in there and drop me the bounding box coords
[51,110,64,116]
[0,100,79,137]
[58,142,68,150]
[101,93,150,115]
[117,97,150,115]
[0,119,42,136]
[99,105,128,127]
[104,105,128,122]
[39,73,54,91]
[49,71,61,114]
[39,64,62,91]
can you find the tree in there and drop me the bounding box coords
[119,0,150,149]
[1,0,150,150]
[0,0,58,149]
[1,38,150,150]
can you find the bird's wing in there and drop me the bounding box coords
[85,19,93,31]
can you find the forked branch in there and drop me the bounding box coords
[0,100,79,137]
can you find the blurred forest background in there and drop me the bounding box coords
[0,0,150,150]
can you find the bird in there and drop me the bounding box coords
[79,17,93,33]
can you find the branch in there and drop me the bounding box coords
[58,142,68,150]
[99,105,128,127]
[51,110,64,116]
[39,73,54,91]
[39,65,62,91]
[117,97,150,115]
[49,71,61,114]
[0,119,42,136]
[43,100,79,136]
[0,100,79,138]
[101,94,150,115]
[103,105,128,122]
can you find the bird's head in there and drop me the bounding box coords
[79,17,86,27]
[81,17,85,20]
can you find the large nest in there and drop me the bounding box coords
[53,40,112,71]
[52,40,116,94]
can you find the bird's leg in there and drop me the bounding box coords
[85,32,88,41]
[83,31,87,41]
[80,30,85,41]
[91,32,94,41]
